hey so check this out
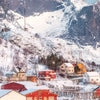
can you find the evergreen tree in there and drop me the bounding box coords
[39,53,67,71]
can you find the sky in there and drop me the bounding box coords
[84,0,99,4]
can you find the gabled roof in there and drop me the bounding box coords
[0,90,12,98]
[82,84,99,92]
[30,85,49,90]
[21,89,39,95]
[16,81,37,89]
[15,67,25,73]
[86,72,100,77]
[64,63,74,67]
[2,82,25,87]
[0,90,26,98]
[17,67,22,72]
[93,86,100,91]
[1,82,27,92]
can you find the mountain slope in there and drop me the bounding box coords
[0,0,100,66]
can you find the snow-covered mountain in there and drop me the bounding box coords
[0,0,100,72]
[0,0,64,16]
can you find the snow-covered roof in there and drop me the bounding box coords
[0,83,3,89]
[83,84,99,92]
[39,70,53,72]
[31,85,49,90]
[44,80,73,89]
[64,63,74,67]
[0,90,12,97]
[21,89,39,95]
[21,85,49,95]
[57,96,73,100]
[16,81,37,89]
[85,72,100,77]
[16,81,49,90]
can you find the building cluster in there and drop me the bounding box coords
[0,82,57,100]
[0,67,57,100]
[59,62,100,85]
[0,62,100,100]
[3,67,56,82]
[5,67,37,82]
[59,63,87,77]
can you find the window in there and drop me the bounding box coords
[61,69,65,72]
[48,96,54,100]
[61,66,63,68]
[44,97,47,100]
[52,75,54,77]
[39,97,42,100]
[34,97,37,100]
[91,79,93,81]
[27,97,32,100]
[22,74,25,76]
[39,91,41,95]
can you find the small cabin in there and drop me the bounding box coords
[38,70,56,81]
[83,72,100,84]
[27,76,37,83]
[21,89,57,100]
[59,63,74,75]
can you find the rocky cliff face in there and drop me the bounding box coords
[57,1,100,48]
[67,5,100,47]
[0,0,63,16]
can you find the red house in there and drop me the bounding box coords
[93,87,100,98]
[38,70,56,81]
[21,89,57,100]
[1,82,27,92]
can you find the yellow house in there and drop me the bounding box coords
[74,63,87,74]
[7,68,27,81]
[17,68,27,81]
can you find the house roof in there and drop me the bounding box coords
[21,85,49,95]
[15,67,25,73]
[1,82,27,92]
[0,90,12,98]
[21,89,39,95]
[16,81,37,89]
[0,90,26,98]
[86,72,100,77]
[30,85,49,90]
[81,84,99,92]
[93,86,100,91]
[64,63,74,67]
[2,82,25,87]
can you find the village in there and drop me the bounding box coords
[0,0,100,99]
[0,62,100,100]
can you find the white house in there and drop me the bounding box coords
[0,90,26,100]
[83,72,100,84]
[59,63,74,75]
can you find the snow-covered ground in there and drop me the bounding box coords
[70,0,88,10]
[0,0,100,70]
